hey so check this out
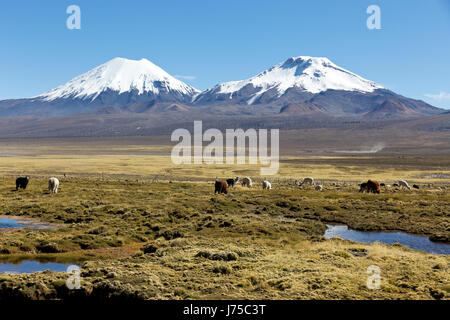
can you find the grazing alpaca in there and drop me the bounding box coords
[262,181,272,190]
[365,180,381,194]
[214,179,228,194]
[226,177,240,188]
[300,177,314,186]
[398,180,411,190]
[48,177,60,194]
[241,177,252,188]
[359,182,368,193]
[16,176,30,190]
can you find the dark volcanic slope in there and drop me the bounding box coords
[279,102,326,115]
[303,89,442,118]
[0,89,195,117]
[0,110,448,138]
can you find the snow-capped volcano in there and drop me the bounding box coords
[0,57,200,116]
[222,56,383,95]
[194,56,383,105]
[0,55,442,119]
[39,57,199,101]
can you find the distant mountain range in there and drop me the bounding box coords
[0,56,444,119]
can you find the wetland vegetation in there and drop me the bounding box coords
[0,139,448,300]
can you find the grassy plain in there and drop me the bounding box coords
[0,137,448,300]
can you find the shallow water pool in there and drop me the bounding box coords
[324,224,449,255]
[0,218,24,229]
[0,261,78,274]
[0,217,53,230]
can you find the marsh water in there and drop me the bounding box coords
[0,217,75,273]
[0,218,25,228]
[324,224,450,255]
[0,261,77,274]
[0,217,52,230]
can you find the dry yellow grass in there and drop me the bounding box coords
[1,153,449,184]
[0,139,448,300]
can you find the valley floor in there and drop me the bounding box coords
[0,139,448,300]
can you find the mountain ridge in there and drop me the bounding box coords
[193,56,383,105]
[38,57,199,101]
[0,56,444,119]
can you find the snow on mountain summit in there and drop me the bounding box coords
[202,56,383,104]
[39,57,199,101]
[0,56,441,119]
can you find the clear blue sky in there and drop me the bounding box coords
[1,0,449,109]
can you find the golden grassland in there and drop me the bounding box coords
[1,135,450,182]
[1,153,450,183]
[0,140,448,300]
[0,177,448,300]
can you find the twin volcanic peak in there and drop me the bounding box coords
[0,57,201,117]
[193,56,383,105]
[39,57,199,102]
[0,56,442,117]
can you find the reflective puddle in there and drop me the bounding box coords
[324,224,450,255]
[0,261,78,274]
[0,218,23,229]
[0,217,54,230]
